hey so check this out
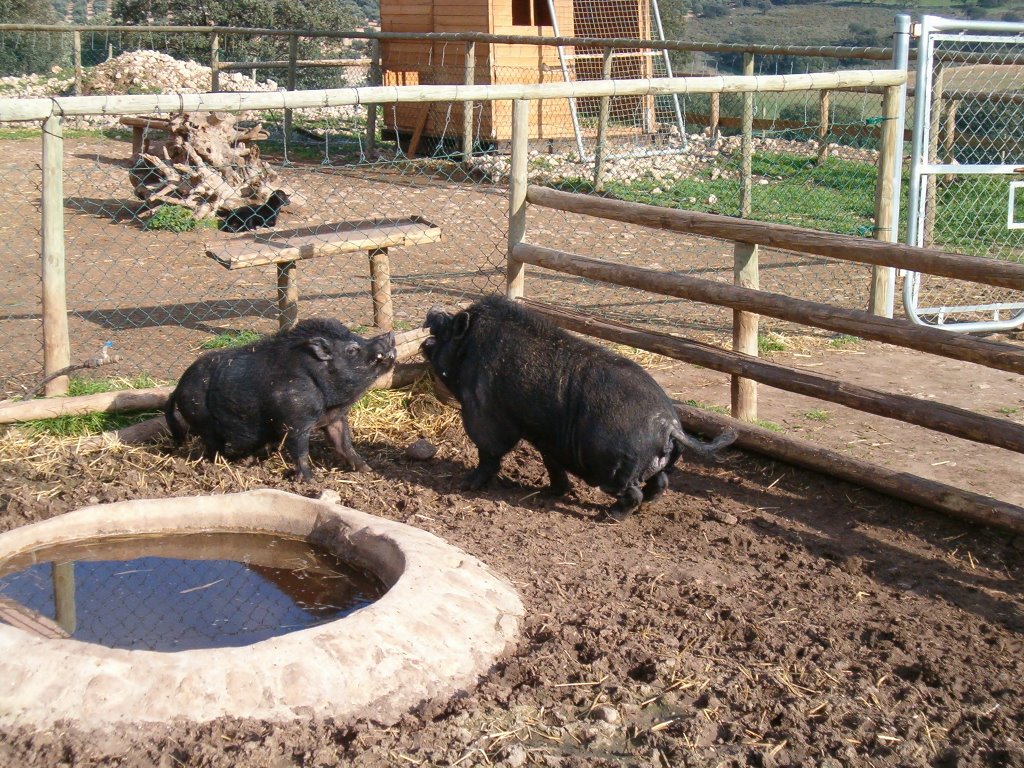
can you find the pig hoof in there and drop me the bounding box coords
[351,460,371,473]
[543,481,570,497]
[603,507,633,522]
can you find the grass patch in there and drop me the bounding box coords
[996,406,1019,416]
[828,334,861,349]
[200,330,264,350]
[20,375,167,438]
[684,399,729,415]
[145,205,217,233]
[804,409,831,422]
[755,419,785,433]
[758,333,787,354]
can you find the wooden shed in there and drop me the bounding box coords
[379,0,654,150]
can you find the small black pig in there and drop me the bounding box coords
[165,319,396,480]
[421,296,735,520]
[219,189,290,232]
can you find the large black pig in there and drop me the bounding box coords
[165,319,396,480]
[421,296,735,519]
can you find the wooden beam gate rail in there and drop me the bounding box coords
[506,113,1024,530]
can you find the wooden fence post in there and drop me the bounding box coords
[592,46,615,192]
[733,52,759,422]
[462,41,475,164]
[507,99,530,300]
[369,248,394,331]
[72,31,82,96]
[869,83,901,316]
[817,89,830,164]
[41,114,70,397]
[210,32,220,92]
[366,39,380,157]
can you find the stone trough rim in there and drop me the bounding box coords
[0,488,524,730]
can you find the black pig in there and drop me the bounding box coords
[421,296,735,519]
[165,319,396,480]
[219,189,290,232]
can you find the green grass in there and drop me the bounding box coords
[200,330,264,350]
[145,205,217,233]
[755,419,785,432]
[804,409,831,422]
[684,399,729,415]
[996,406,1019,415]
[828,334,861,349]
[22,375,166,437]
[758,333,787,354]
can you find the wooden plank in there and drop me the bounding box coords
[407,104,430,157]
[675,403,1024,535]
[512,242,1024,376]
[525,186,1024,292]
[205,217,443,269]
[521,299,1024,455]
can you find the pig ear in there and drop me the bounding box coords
[452,311,471,339]
[305,337,334,361]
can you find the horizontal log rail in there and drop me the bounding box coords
[217,58,371,71]
[521,299,1024,455]
[0,24,895,61]
[675,403,1024,535]
[0,70,905,122]
[513,243,1024,376]
[525,186,1024,292]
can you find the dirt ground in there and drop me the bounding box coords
[0,135,1023,767]
[0,340,1022,767]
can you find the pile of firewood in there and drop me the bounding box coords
[129,111,296,221]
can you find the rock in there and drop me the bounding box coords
[501,743,529,767]
[590,705,620,724]
[405,438,438,461]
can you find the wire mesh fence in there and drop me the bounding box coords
[0,27,907,400]
[906,24,1024,329]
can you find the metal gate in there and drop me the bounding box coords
[905,15,1024,332]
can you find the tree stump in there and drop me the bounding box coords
[129,111,295,221]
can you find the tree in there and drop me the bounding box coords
[0,0,63,76]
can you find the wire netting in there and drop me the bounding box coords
[0,26,904,399]
[909,30,1024,328]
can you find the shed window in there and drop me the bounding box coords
[512,0,553,26]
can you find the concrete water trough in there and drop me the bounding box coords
[0,489,523,729]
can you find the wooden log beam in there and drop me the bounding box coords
[0,387,172,424]
[674,402,1024,535]
[525,186,1024,292]
[0,70,905,121]
[513,243,1024,376]
[521,299,1024,454]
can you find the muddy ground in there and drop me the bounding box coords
[0,339,1022,767]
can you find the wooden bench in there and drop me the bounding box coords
[205,216,443,330]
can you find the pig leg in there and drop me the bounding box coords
[541,453,571,496]
[462,409,519,490]
[283,425,315,481]
[606,485,644,521]
[642,471,669,501]
[321,410,370,472]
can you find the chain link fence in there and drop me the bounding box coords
[0,26,905,399]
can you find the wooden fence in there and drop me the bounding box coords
[504,96,1024,533]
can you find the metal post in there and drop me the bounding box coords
[210,32,220,92]
[72,31,82,96]
[543,0,587,161]
[739,52,754,218]
[42,114,70,397]
[882,13,912,318]
[650,0,686,143]
[366,39,380,158]
[284,33,298,157]
[507,99,530,300]
[593,46,614,192]
[462,41,475,164]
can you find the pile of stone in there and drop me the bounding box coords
[81,50,276,96]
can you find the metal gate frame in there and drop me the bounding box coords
[905,14,1024,332]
